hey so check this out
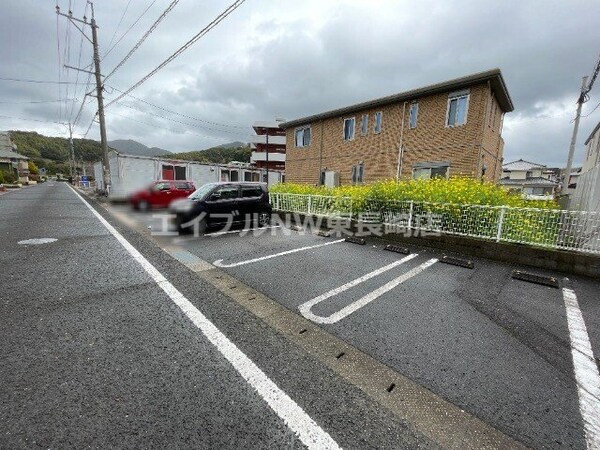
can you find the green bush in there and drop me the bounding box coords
[270,178,559,209]
[0,170,17,184]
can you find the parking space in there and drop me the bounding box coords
[110,202,599,449]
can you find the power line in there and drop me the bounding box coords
[107,84,247,129]
[0,98,78,104]
[119,102,249,137]
[0,114,68,125]
[104,0,180,81]
[109,109,245,142]
[104,0,133,55]
[102,0,158,60]
[0,76,91,85]
[105,0,246,108]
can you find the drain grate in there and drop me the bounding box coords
[345,236,366,245]
[384,244,410,255]
[511,270,559,288]
[440,255,474,269]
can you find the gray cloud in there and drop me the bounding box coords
[1,0,599,166]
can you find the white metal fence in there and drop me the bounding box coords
[270,192,600,254]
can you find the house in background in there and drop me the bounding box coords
[250,120,286,173]
[571,120,600,213]
[498,159,558,200]
[280,68,513,186]
[0,132,29,182]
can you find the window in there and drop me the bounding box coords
[351,163,364,184]
[212,186,239,200]
[343,117,355,141]
[446,91,469,127]
[374,111,382,133]
[412,162,449,179]
[360,114,369,135]
[174,182,192,190]
[295,126,311,147]
[174,166,186,180]
[154,182,171,191]
[241,186,263,198]
[409,103,418,129]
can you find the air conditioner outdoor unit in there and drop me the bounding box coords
[324,171,340,187]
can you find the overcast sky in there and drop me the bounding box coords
[1,0,599,166]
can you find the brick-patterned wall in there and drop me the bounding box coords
[285,82,505,185]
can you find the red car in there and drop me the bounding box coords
[130,180,196,210]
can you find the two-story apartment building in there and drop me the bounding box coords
[281,69,513,185]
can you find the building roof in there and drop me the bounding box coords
[281,68,513,129]
[584,121,600,145]
[502,159,546,171]
[499,176,558,186]
[0,132,28,160]
[252,120,285,131]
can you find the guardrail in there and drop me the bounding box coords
[269,192,600,255]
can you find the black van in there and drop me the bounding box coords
[169,182,272,233]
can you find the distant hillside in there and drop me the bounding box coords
[170,145,251,164]
[214,141,246,149]
[9,130,109,175]
[108,139,170,157]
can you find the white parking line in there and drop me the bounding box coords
[562,282,600,449]
[207,225,281,237]
[67,185,341,450]
[299,256,437,324]
[213,239,345,268]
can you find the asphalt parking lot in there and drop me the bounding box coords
[109,203,600,449]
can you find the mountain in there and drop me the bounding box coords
[214,141,246,149]
[9,130,107,175]
[169,145,251,164]
[108,139,170,157]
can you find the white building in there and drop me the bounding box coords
[498,159,558,200]
[94,151,283,199]
[250,120,286,173]
[571,121,600,213]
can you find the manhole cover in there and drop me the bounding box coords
[18,238,58,245]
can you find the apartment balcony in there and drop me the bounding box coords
[251,151,286,163]
[249,134,286,146]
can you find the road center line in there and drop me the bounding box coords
[562,282,600,449]
[299,255,437,324]
[67,185,341,450]
[213,239,345,268]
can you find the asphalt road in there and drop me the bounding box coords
[1,183,446,449]
[3,183,599,449]
[108,198,600,450]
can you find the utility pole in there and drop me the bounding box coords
[68,122,75,179]
[56,3,110,194]
[564,76,588,192]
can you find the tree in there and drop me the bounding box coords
[28,160,39,175]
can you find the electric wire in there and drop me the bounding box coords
[104,0,180,81]
[105,0,246,108]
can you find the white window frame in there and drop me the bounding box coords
[409,103,419,129]
[343,117,356,141]
[412,163,450,180]
[360,114,369,136]
[295,126,311,148]
[374,111,383,133]
[445,91,470,128]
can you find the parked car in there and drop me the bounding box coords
[169,182,272,233]
[130,180,196,210]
